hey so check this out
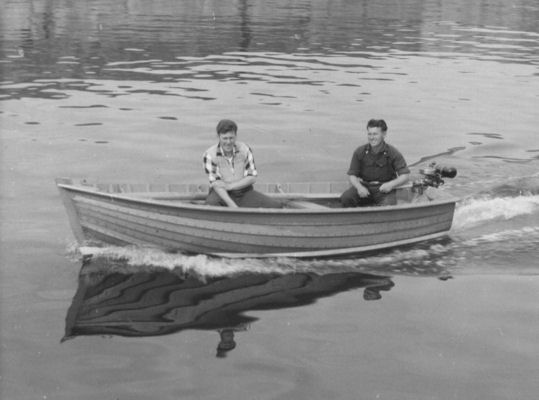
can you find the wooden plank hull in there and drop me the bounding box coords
[56,179,457,258]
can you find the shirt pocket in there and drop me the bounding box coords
[375,157,389,168]
[364,157,377,167]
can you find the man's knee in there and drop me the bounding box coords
[205,190,225,206]
[340,187,359,207]
[240,190,281,208]
[377,191,397,206]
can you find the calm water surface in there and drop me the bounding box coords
[1,1,539,399]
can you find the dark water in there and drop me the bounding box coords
[1,1,539,399]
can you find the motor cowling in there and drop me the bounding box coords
[414,162,457,189]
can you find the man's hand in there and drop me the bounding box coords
[356,184,371,198]
[349,176,370,198]
[379,174,409,193]
[379,182,394,193]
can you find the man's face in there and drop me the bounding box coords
[367,126,386,147]
[218,130,237,154]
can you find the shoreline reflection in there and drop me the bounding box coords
[2,0,537,88]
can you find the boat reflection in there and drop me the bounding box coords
[63,257,440,357]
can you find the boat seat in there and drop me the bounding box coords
[286,200,330,209]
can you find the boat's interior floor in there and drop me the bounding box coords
[182,199,339,209]
[114,190,439,209]
[122,191,343,209]
[90,184,441,209]
[285,200,334,209]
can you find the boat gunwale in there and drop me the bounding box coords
[57,182,459,214]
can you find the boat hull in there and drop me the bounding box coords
[56,179,456,258]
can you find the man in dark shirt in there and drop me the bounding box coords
[340,119,410,207]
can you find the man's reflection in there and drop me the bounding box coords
[63,258,423,357]
[363,280,395,300]
[215,323,249,358]
[216,329,237,358]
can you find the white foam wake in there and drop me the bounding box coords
[460,226,539,247]
[453,195,539,229]
[75,243,453,277]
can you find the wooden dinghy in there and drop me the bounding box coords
[55,178,457,258]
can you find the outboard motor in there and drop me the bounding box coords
[413,162,457,191]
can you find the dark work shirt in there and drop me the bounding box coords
[346,142,410,182]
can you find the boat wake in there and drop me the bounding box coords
[453,194,539,230]
[72,243,454,278]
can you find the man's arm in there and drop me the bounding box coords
[227,144,258,191]
[379,173,410,193]
[379,146,410,193]
[211,181,239,208]
[347,149,370,198]
[204,150,238,208]
[210,175,256,208]
[216,142,258,197]
[349,175,370,198]
[224,175,256,191]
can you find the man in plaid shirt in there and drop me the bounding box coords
[203,119,282,208]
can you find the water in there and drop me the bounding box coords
[1,0,539,399]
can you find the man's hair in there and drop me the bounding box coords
[366,119,388,132]
[216,119,238,135]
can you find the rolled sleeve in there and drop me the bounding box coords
[392,151,410,175]
[346,152,362,176]
[244,146,258,177]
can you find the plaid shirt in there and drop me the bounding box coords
[203,141,258,183]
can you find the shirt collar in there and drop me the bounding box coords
[366,141,388,154]
[216,143,238,157]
